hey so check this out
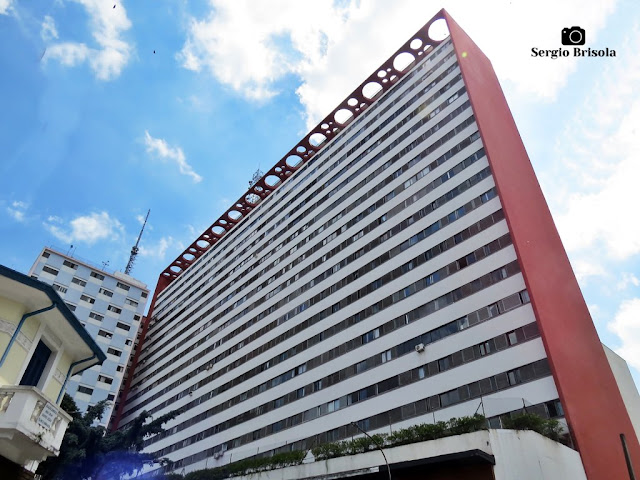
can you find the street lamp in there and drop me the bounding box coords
[350,422,392,480]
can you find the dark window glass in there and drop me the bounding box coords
[20,341,52,386]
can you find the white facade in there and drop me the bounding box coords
[121,38,564,474]
[29,248,148,425]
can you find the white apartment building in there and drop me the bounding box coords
[115,11,639,480]
[29,247,148,425]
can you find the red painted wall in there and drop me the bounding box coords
[111,275,170,430]
[442,10,639,480]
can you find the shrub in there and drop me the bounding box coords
[413,421,448,441]
[447,414,487,435]
[504,413,564,441]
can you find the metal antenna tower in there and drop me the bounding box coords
[125,209,150,275]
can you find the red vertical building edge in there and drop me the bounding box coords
[442,10,639,480]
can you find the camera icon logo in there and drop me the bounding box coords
[562,26,586,46]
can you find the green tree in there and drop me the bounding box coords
[37,394,180,480]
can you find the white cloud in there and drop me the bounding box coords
[178,0,617,127]
[44,0,132,80]
[136,213,153,230]
[552,25,640,262]
[143,131,203,183]
[6,200,28,222]
[0,0,12,15]
[44,211,124,245]
[177,0,365,102]
[572,258,607,285]
[617,273,640,292]
[41,15,58,42]
[609,298,640,372]
[139,236,184,261]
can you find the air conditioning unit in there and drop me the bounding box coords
[415,343,425,353]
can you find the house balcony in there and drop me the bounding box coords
[0,386,72,472]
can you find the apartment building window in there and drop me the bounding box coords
[117,281,130,291]
[98,330,113,340]
[362,328,380,344]
[63,260,78,269]
[107,394,116,401]
[125,298,138,308]
[66,303,76,311]
[133,314,141,321]
[479,341,492,356]
[98,375,113,385]
[116,322,131,331]
[42,266,58,276]
[89,312,104,321]
[53,284,67,294]
[108,305,122,314]
[99,288,114,297]
[125,339,132,346]
[381,350,392,363]
[91,271,105,281]
[42,251,50,258]
[107,347,122,357]
[80,294,95,304]
[117,365,125,373]
[77,386,94,395]
[507,331,518,346]
[141,292,148,298]
[72,277,87,287]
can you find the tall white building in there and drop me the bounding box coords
[29,247,148,425]
[115,10,639,480]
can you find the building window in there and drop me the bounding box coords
[117,365,125,373]
[507,370,520,386]
[381,350,392,363]
[133,314,141,321]
[507,331,518,345]
[80,294,95,304]
[327,399,339,413]
[107,348,122,357]
[66,303,76,311]
[42,251,50,258]
[107,394,115,401]
[313,380,322,392]
[125,298,139,308]
[90,271,105,281]
[72,277,87,287]
[53,284,68,294]
[77,386,94,395]
[19,341,52,387]
[296,388,305,399]
[108,305,122,314]
[89,312,104,321]
[116,281,130,291]
[98,375,113,385]
[63,260,78,269]
[479,341,491,356]
[98,330,113,339]
[99,287,114,297]
[141,292,148,298]
[116,322,131,331]
[125,339,132,346]
[42,266,59,276]
[362,328,380,344]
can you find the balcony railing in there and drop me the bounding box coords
[0,386,72,471]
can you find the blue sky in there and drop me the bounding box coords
[2,1,640,385]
